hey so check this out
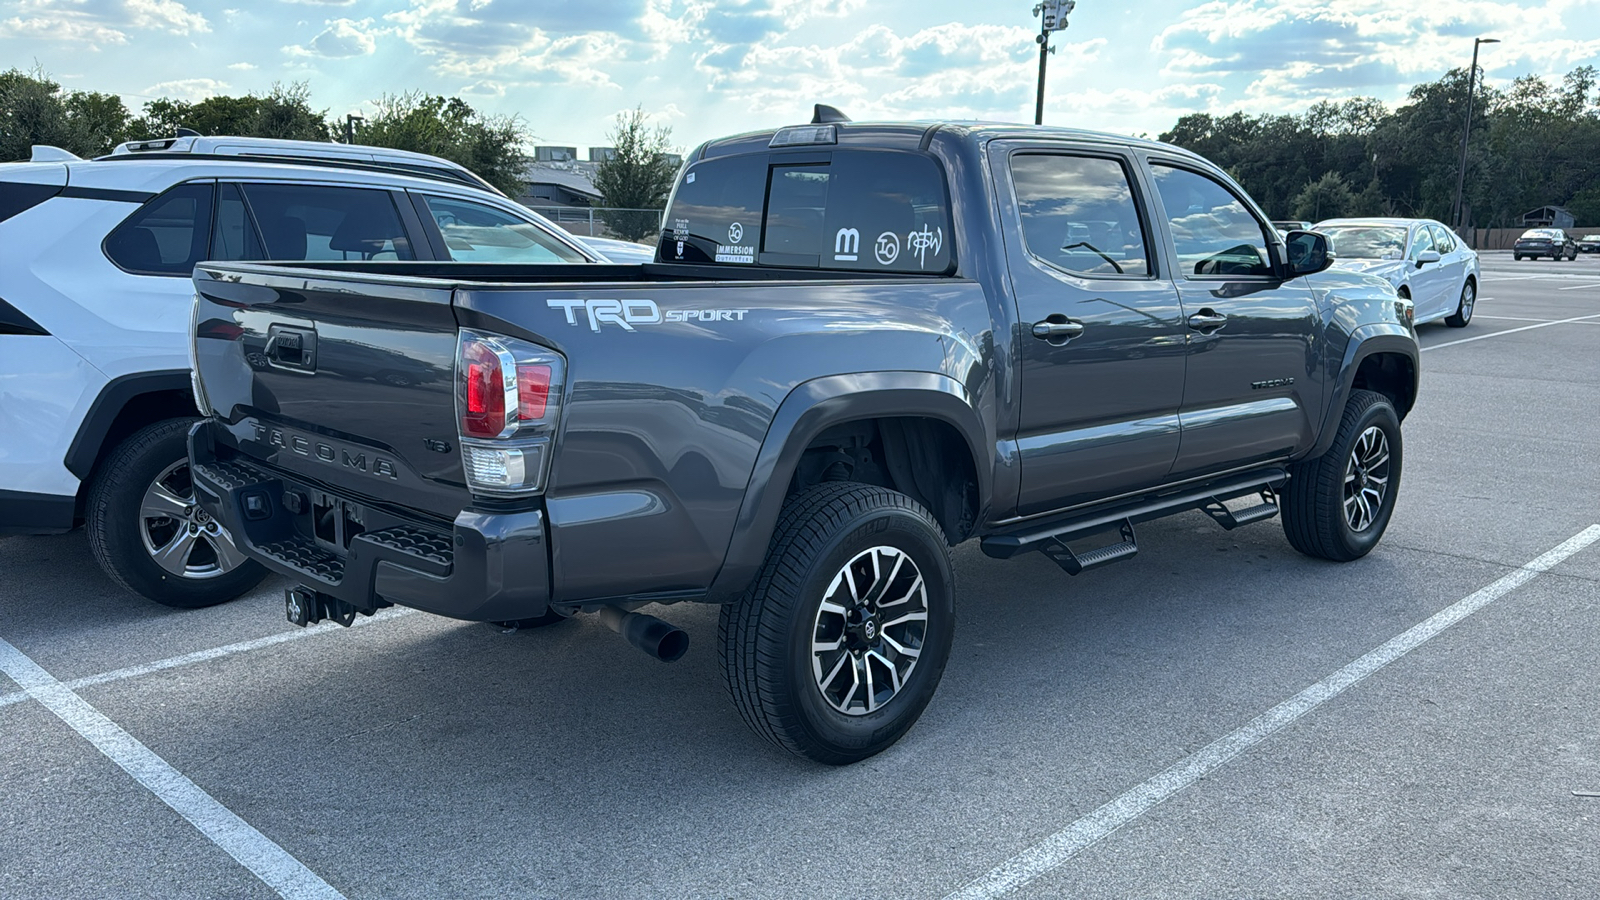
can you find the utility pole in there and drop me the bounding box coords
[344,113,365,145]
[1033,1,1075,125]
[1451,37,1499,233]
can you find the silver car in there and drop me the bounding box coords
[1314,217,1480,328]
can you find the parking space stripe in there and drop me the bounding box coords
[1557,282,1600,290]
[1421,314,1600,352]
[0,607,415,711]
[944,525,1600,900]
[0,637,348,899]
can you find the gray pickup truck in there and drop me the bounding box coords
[188,113,1419,763]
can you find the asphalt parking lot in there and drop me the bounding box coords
[4,249,1600,899]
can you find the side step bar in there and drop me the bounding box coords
[981,469,1287,574]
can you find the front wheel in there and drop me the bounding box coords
[719,482,955,764]
[86,419,267,608]
[1445,279,1475,327]
[1281,390,1403,562]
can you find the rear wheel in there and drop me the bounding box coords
[1282,390,1402,562]
[1445,279,1475,327]
[719,482,954,764]
[87,419,266,608]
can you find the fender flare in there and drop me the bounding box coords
[1307,326,1418,461]
[63,370,194,481]
[704,371,991,604]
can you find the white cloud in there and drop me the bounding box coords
[145,77,228,101]
[0,16,128,49]
[285,17,378,58]
[227,61,257,70]
[126,0,209,34]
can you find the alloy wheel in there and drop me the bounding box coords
[138,460,249,579]
[811,546,928,716]
[1342,426,1391,532]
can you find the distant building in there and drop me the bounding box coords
[519,161,600,208]
[1521,205,1575,229]
[533,145,579,163]
[588,147,617,163]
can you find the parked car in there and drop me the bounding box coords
[188,114,1418,763]
[1272,219,1313,234]
[1314,217,1479,327]
[1577,234,1600,253]
[1514,228,1577,260]
[0,136,599,608]
[574,234,656,262]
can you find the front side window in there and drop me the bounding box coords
[1010,153,1152,277]
[1429,224,1458,254]
[421,195,587,263]
[104,182,215,275]
[1407,226,1435,260]
[240,183,415,261]
[211,183,264,262]
[1149,163,1273,277]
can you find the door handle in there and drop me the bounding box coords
[1186,311,1227,332]
[265,325,317,370]
[1032,319,1085,342]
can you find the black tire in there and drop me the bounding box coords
[718,482,955,764]
[1445,278,1475,328]
[1514,254,1522,261]
[86,419,267,608]
[1281,390,1403,562]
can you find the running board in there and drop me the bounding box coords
[1038,520,1138,575]
[981,468,1288,569]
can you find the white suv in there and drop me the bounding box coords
[1,136,601,607]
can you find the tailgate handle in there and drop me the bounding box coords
[266,325,317,370]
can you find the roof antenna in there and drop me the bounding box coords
[811,104,850,124]
[175,127,202,137]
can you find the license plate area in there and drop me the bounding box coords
[310,490,366,556]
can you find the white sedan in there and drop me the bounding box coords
[1313,217,1480,327]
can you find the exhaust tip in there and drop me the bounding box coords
[600,606,689,663]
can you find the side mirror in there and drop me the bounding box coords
[1284,230,1333,277]
[1416,249,1441,267]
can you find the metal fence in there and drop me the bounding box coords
[523,206,664,238]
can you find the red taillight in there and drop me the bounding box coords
[461,339,505,437]
[517,364,551,421]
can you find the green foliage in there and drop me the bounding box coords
[355,92,529,196]
[126,83,330,142]
[1160,66,1600,228]
[592,106,678,243]
[0,68,132,160]
[1292,172,1356,222]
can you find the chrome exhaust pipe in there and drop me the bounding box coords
[599,606,689,662]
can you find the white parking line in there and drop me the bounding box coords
[1557,282,1600,290]
[0,607,415,711]
[0,637,347,900]
[1421,313,1600,352]
[945,525,1600,900]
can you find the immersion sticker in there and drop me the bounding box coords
[716,221,753,263]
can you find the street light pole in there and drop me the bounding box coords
[1451,37,1499,233]
[1032,1,1074,125]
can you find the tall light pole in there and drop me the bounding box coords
[1451,37,1499,233]
[1032,1,1075,125]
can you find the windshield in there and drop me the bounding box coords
[1522,229,1561,239]
[1318,225,1407,259]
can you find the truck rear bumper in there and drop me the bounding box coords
[189,423,551,622]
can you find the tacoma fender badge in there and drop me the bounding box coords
[1251,377,1295,390]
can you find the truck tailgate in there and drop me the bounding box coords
[191,265,468,521]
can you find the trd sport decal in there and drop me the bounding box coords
[548,298,750,332]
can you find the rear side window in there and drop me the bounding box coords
[660,149,953,273]
[104,182,215,276]
[239,183,415,261]
[211,183,264,261]
[420,195,587,263]
[1010,153,1152,277]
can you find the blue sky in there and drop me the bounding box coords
[5,0,1600,152]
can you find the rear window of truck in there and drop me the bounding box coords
[658,149,953,274]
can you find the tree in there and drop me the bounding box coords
[356,92,529,196]
[592,106,678,242]
[126,83,330,142]
[1,67,133,160]
[1292,172,1356,222]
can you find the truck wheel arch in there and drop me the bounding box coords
[705,372,990,605]
[1307,331,1417,461]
